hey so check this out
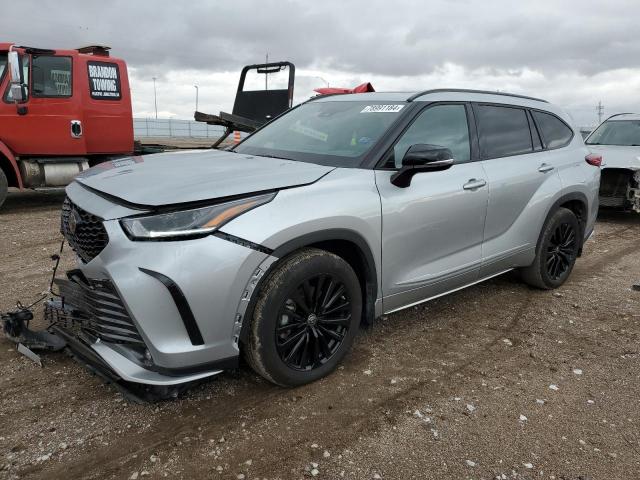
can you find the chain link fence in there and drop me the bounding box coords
[133,118,226,139]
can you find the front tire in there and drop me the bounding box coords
[244,248,362,387]
[521,207,580,289]
[0,169,8,210]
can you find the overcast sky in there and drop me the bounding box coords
[6,0,640,126]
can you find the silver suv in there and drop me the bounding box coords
[52,89,600,390]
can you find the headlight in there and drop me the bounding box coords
[120,193,275,240]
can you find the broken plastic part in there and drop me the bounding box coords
[17,343,43,367]
[1,308,66,351]
[631,171,640,213]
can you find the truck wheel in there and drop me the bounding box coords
[521,207,580,289]
[0,169,8,210]
[244,248,362,387]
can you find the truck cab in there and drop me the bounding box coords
[0,43,133,208]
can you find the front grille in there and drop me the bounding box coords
[61,197,109,263]
[45,275,145,346]
[599,195,626,207]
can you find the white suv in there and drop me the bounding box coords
[586,113,640,213]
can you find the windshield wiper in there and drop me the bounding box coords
[256,153,293,161]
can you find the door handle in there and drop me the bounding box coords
[463,179,487,190]
[538,163,554,173]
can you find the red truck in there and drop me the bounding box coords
[0,43,134,208]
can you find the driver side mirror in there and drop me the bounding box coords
[390,144,454,188]
[8,51,26,104]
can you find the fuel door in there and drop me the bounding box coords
[71,120,83,138]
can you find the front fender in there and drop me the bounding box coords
[222,167,383,305]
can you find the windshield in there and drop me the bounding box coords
[234,101,407,166]
[586,120,640,146]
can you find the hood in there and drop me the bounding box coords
[587,145,640,170]
[74,149,335,207]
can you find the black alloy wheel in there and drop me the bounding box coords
[521,207,581,289]
[244,248,362,387]
[545,222,577,280]
[276,274,351,371]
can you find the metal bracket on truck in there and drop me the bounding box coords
[195,61,295,148]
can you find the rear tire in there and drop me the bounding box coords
[0,169,8,210]
[521,207,580,289]
[244,248,362,387]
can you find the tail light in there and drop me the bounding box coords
[585,153,602,167]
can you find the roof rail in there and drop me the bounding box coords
[602,112,637,122]
[77,45,111,56]
[407,88,548,103]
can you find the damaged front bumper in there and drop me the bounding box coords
[599,168,640,213]
[3,183,273,398]
[43,272,224,389]
[630,170,640,213]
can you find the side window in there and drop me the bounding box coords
[5,54,30,102]
[0,53,6,81]
[87,61,122,100]
[531,111,573,149]
[32,55,72,97]
[390,104,470,168]
[476,105,533,159]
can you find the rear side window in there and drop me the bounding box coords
[32,56,72,97]
[476,105,533,159]
[87,61,122,100]
[532,111,573,149]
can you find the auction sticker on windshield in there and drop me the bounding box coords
[361,105,404,113]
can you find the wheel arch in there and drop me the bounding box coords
[238,229,379,344]
[544,191,589,254]
[0,140,22,188]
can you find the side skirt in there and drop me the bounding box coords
[384,268,513,315]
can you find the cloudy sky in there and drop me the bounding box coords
[6,0,640,126]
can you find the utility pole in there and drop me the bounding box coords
[596,101,604,124]
[265,52,269,90]
[194,85,199,112]
[152,77,158,119]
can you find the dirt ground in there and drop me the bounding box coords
[0,189,639,480]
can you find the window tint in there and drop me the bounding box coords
[532,111,573,149]
[390,104,470,168]
[32,56,72,97]
[476,105,532,159]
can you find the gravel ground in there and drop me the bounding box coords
[0,189,639,480]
